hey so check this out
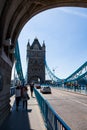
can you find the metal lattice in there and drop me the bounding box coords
[14,41,24,83]
[65,61,87,83]
[45,60,62,83]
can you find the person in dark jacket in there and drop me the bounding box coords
[22,86,29,110]
[30,83,34,97]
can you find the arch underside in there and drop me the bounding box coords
[0,0,87,48]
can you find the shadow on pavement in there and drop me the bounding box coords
[0,98,33,130]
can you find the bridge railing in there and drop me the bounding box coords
[57,85,87,95]
[34,88,71,130]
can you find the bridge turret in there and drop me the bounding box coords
[42,40,45,51]
[26,40,30,59]
[26,38,45,84]
[27,39,30,49]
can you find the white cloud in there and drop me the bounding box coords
[59,8,87,18]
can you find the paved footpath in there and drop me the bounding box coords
[0,89,46,130]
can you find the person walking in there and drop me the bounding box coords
[22,86,29,110]
[30,82,34,97]
[15,83,21,111]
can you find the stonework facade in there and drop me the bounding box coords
[0,55,12,126]
[26,38,45,84]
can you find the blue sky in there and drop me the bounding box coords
[18,7,87,79]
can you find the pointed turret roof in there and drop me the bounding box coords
[27,39,30,46]
[30,38,42,50]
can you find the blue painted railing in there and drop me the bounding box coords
[34,88,71,130]
[58,85,87,95]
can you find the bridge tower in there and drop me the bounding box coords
[26,38,45,84]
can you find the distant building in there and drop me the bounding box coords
[26,38,46,84]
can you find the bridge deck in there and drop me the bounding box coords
[42,88,87,130]
[0,90,46,130]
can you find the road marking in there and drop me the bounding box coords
[70,99,87,107]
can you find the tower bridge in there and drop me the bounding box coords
[1,37,87,130]
[14,39,87,87]
[26,37,62,84]
[26,38,45,84]
[1,0,87,128]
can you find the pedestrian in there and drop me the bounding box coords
[22,86,29,110]
[15,83,21,111]
[30,82,34,97]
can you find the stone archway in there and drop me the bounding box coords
[0,0,87,126]
[0,0,87,49]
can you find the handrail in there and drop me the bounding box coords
[59,85,87,95]
[34,88,71,130]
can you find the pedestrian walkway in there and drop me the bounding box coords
[0,89,46,130]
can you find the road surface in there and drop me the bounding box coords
[40,88,87,130]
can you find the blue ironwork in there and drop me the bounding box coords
[14,41,24,83]
[45,60,62,83]
[14,40,87,86]
[65,61,87,83]
[58,85,87,95]
[45,60,87,86]
[34,88,71,130]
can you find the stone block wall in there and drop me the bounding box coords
[0,56,12,126]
